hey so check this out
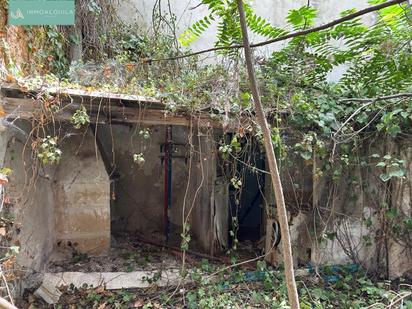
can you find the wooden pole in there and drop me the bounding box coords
[0,297,18,309]
[236,1,300,308]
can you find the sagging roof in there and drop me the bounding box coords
[1,83,246,129]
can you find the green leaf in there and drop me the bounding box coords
[380,173,391,182]
[10,246,20,254]
[388,168,405,178]
[368,0,386,4]
[404,218,412,230]
[287,6,318,29]
[300,151,312,161]
[386,208,399,219]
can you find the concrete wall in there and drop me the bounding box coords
[54,129,110,257]
[1,118,218,270]
[95,124,220,251]
[0,122,111,272]
[190,129,217,253]
[97,124,213,249]
[311,162,378,270]
[118,0,374,53]
[389,140,412,278]
[268,139,412,279]
[1,120,55,272]
[1,118,410,279]
[117,0,375,81]
[312,141,412,279]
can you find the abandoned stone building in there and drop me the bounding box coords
[0,82,411,298]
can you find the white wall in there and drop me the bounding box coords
[117,0,375,55]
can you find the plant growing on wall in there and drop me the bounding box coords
[36,136,62,165]
[71,106,90,129]
[1,0,411,306]
[133,153,145,165]
[373,154,406,182]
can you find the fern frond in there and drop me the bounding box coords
[179,13,215,47]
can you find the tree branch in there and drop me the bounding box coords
[149,0,406,62]
[339,92,412,103]
[236,0,300,308]
[334,93,411,140]
[0,297,18,309]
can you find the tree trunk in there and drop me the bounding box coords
[0,297,18,309]
[236,1,300,308]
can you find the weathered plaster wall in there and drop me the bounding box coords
[0,117,218,269]
[118,0,374,80]
[1,120,56,272]
[97,125,195,245]
[95,124,218,251]
[190,129,217,253]
[118,0,373,53]
[0,122,111,271]
[272,139,412,279]
[311,140,412,279]
[389,140,412,278]
[53,129,110,257]
[117,0,376,82]
[311,163,379,271]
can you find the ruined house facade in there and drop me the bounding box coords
[0,85,232,271]
[0,84,411,281]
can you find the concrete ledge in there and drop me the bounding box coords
[35,270,182,304]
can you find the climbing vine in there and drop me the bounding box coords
[0,0,411,306]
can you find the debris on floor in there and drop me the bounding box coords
[47,236,185,273]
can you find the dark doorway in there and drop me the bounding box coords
[229,139,265,242]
